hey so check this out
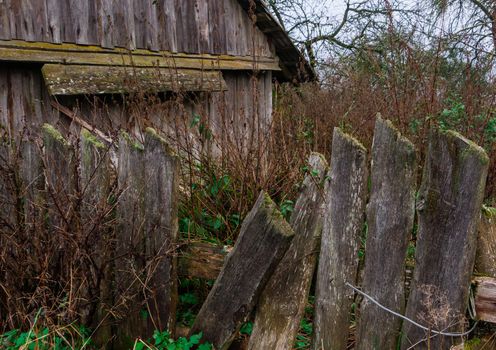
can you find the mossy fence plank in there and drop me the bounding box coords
[248,152,328,350]
[313,128,368,350]
[114,130,179,348]
[401,129,489,350]
[189,191,295,350]
[80,129,113,344]
[356,117,417,350]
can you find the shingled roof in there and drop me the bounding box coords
[237,0,316,82]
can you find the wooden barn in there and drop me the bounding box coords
[0,0,314,149]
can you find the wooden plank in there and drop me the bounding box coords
[144,0,159,51]
[45,0,61,43]
[248,153,328,350]
[189,191,295,350]
[476,208,496,277]
[112,0,135,49]
[41,64,228,95]
[143,128,179,334]
[96,0,113,48]
[197,0,210,53]
[41,124,75,238]
[313,128,368,350]
[114,132,146,349]
[178,242,232,280]
[156,0,174,52]
[20,0,47,42]
[0,40,281,71]
[0,0,10,39]
[68,0,90,45]
[401,129,489,350]
[0,137,16,234]
[474,277,496,324]
[79,129,113,344]
[356,118,417,350]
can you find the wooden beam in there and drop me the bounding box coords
[42,64,227,95]
[0,40,281,72]
[474,277,496,323]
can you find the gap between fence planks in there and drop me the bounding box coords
[189,191,295,350]
[401,129,489,350]
[356,117,417,350]
[248,152,328,350]
[313,128,368,350]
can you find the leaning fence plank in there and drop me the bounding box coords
[248,152,328,350]
[79,130,113,344]
[143,128,179,335]
[114,132,146,349]
[401,129,489,350]
[356,118,417,350]
[189,191,295,350]
[313,128,368,350]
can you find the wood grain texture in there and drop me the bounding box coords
[189,191,295,350]
[401,129,489,350]
[0,40,280,70]
[476,209,496,277]
[248,153,328,350]
[143,128,179,334]
[42,64,228,95]
[313,128,368,350]
[115,132,146,349]
[178,242,232,280]
[356,118,417,350]
[79,130,113,345]
[474,277,496,323]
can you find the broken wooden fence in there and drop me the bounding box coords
[0,124,179,348]
[2,118,494,350]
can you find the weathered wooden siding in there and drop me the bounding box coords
[0,65,273,154]
[0,0,274,57]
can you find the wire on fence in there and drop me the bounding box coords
[345,282,478,337]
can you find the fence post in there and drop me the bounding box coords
[189,191,295,350]
[248,152,328,350]
[143,128,179,335]
[401,129,488,350]
[115,132,146,348]
[79,129,113,344]
[313,128,368,350]
[356,117,417,350]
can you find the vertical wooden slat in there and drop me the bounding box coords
[356,118,417,350]
[143,128,179,334]
[224,0,236,55]
[45,0,61,43]
[114,132,145,349]
[0,0,11,39]
[156,0,172,51]
[7,0,22,39]
[69,0,90,44]
[19,137,44,242]
[174,0,185,53]
[401,129,489,350]
[313,128,368,350]
[96,0,113,48]
[133,0,146,49]
[145,0,159,51]
[197,0,210,53]
[248,153,328,350]
[190,191,295,350]
[20,0,48,42]
[112,0,135,49]
[79,129,113,345]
